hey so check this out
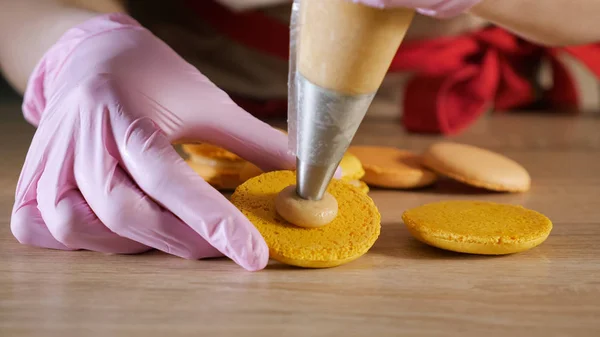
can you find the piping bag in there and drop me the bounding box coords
[288,0,415,200]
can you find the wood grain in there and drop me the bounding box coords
[0,103,599,337]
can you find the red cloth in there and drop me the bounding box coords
[390,29,600,134]
[186,0,600,134]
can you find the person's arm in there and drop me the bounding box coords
[469,0,600,46]
[0,0,125,94]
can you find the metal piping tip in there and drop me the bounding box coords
[296,158,338,200]
[293,73,376,201]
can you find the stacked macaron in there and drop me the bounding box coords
[182,143,247,190]
[182,127,287,190]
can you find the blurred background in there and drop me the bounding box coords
[0,76,19,104]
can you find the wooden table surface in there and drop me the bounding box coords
[0,103,599,336]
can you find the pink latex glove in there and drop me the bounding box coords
[353,0,483,18]
[10,13,296,271]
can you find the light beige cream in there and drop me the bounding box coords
[274,185,338,228]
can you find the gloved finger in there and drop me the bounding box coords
[11,133,70,250]
[150,66,342,178]
[73,135,223,260]
[207,105,295,172]
[38,185,151,254]
[11,203,72,250]
[116,117,269,271]
[181,94,346,178]
[27,115,149,254]
[207,112,344,179]
[167,79,295,172]
[334,166,343,179]
[349,0,437,8]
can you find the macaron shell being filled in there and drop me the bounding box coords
[402,200,553,255]
[422,142,531,192]
[230,170,381,268]
[349,146,437,189]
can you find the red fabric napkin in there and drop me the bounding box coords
[390,28,600,134]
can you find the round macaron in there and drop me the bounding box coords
[230,170,381,268]
[421,142,531,192]
[348,145,437,189]
[402,200,552,255]
[182,143,246,190]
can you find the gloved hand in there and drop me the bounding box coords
[353,0,483,18]
[11,13,295,271]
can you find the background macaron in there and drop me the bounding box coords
[348,145,437,189]
[421,142,531,192]
[402,200,553,255]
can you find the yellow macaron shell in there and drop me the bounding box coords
[348,180,370,194]
[339,152,369,193]
[402,200,553,255]
[186,161,242,190]
[422,142,531,192]
[182,143,247,190]
[182,143,245,163]
[230,170,381,268]
[339,152,365,181]
[238,152,370,193]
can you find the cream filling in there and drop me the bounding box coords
[274,185,338,229]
